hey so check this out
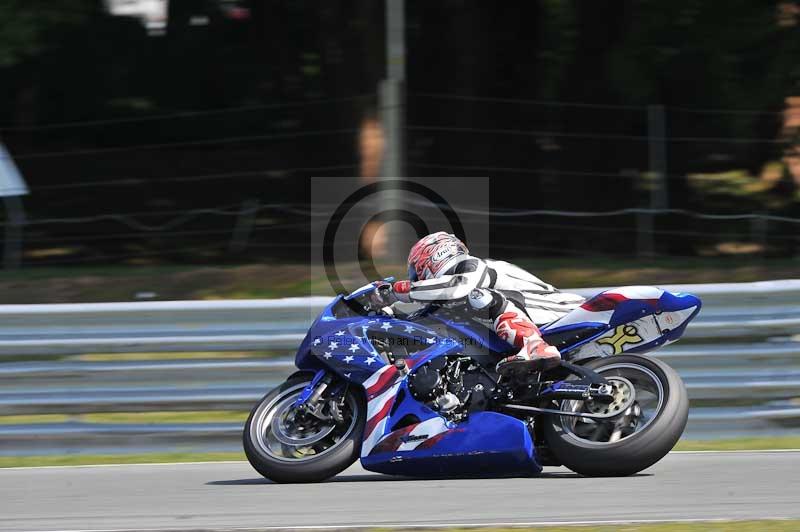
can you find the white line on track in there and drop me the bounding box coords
[18,517,799,532]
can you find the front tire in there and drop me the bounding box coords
[543,354,688,477]
[243,376,366,483]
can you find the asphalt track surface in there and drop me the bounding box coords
[2,451,798,532]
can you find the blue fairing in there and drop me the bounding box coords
[609,291,701,328]
[362,411,540,477]
[430,315,514,354]
[295,296,461,386]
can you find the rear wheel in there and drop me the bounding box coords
[243,376,366,483]
[543,354,688,476]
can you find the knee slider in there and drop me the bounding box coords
[468,289,506,318]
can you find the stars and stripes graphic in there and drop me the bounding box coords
[311,320,440,378]
[359,355,428,457]
[311,328,379,372]
[369,417,452,455]
[308,319,445,457]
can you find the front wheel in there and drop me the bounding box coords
[543,354,688,477]
[243,376,366,483]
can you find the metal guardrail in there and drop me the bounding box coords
[0,280,799,455]
[1,280,799,355]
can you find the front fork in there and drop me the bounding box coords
[293,370,347,423]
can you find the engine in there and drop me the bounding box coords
[406,356,495,422]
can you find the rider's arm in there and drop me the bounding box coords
[393,258,489,304]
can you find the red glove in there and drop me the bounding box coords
[393,280,411,294]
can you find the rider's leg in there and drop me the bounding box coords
[468,288,560,372]
[490,298,560,373]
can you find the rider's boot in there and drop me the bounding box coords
[493,308,561,374]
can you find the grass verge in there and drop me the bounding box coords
[75,351,279,361]
[406,523,800,531]
[0,452,246,468]
[673,436,800,451]
[1,437,798,468]
[0,410,249,425]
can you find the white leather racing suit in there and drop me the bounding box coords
[393,256,585,325]
[388,256,585,367]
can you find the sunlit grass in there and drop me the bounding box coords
[82,411,248,424]
[0,414,71,425]
[0,452,245,468]
[411,522,800,531]
[0,410,248,425]
[674,436,800,451]
[1,436,798,469]
[75,351,279,362]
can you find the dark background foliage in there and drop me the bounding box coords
[0,0,798,266]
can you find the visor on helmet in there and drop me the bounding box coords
[408,263,418,282]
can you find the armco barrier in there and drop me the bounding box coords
[0,280,798,454]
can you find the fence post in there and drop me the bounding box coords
[2,196,25,270]
[379,0,406,263]
[639,104,669,257]
[750,214,767,258]
[228,199,259,253]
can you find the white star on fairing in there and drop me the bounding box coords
[426,337,436,344]
[312,337,322,346]
[344,372,351,378]
[323,352,332,359]
[348,343,360,353]
[335,330,346,336]
[403,325,414,333]
[365,356,376,365]
[380,322,392,331]
[343,355,354,363]
[328,341,338,350]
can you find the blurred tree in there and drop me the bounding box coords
[534,0,800,175]
[0,0,97,68]
[0,1,104,128]
[0,0,798,264]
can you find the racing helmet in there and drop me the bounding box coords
[407,231,469,281]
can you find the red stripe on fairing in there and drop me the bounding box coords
[415,430,451,450]
[406,355,424,368]
[580,292,628,312]
[364,394,395,437]
[361,353,435,454]
[370,423,419,455]
[366,366,398,399]
[363,353,432,447]
[366,354,426,399]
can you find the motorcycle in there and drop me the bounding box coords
[244,282,700,482]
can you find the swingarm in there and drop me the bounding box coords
[495,360,636,420]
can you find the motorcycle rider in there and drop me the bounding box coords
[374,231,585,374]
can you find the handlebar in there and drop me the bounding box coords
[343,277,395,302]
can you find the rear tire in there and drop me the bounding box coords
[243,377,366,483]
[543,354,688,477]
